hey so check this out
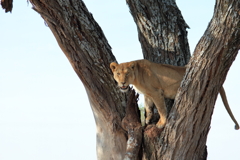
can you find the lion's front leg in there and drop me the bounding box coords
[144,95,154,125]
[151,90,167,129]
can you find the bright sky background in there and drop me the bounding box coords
[0,1,239,160]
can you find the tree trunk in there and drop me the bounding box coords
[2,0,239,160]
[27,1,128,159]
[158,0,240,159]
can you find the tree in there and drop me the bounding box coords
[1,0,239,159]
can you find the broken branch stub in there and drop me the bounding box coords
[122,89,142,160]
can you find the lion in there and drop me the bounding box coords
[110,59,239,130]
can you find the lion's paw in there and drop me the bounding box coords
[145,117,151,125]
[156,121,166,129]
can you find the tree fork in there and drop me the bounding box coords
[2,0,240,160]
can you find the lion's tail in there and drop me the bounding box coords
[219,86,239,130]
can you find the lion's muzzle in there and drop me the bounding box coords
[119,85,129,92]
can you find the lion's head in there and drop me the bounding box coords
[110,61,136,92]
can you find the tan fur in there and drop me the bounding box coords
[110,59,239,130]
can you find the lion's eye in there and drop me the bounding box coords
[126,72,129,76]
[117,73,120,76]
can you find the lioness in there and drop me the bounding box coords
[110,59,239,130]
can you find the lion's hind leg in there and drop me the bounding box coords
[144,95,154,125]
[151,90,167,129]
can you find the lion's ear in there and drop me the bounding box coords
[129,62,135,70]
[110,62,118,72]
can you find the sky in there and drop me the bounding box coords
[0,1,240,160]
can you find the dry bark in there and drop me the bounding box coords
[28,0,129,159]
[158,0,240,159]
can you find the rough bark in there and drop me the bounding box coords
[158,0,240,159]
[2,0,239,160]
[126,0,190,66]
[28,0,128,159]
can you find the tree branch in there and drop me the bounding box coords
[29,0,126,118]
[159,0,240,159]
[1,0,13,12]
[126,0,190,65]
